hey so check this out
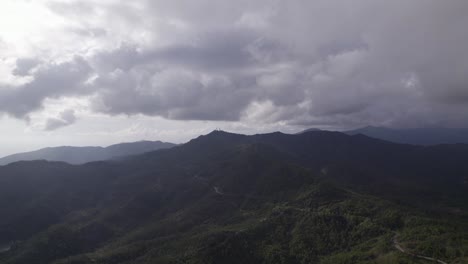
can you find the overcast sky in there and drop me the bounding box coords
[0,0,468,156]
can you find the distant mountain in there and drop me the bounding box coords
[296,128,322,134]
[0,140,176,165]
[344,126,468,145]
[0,130,466,263]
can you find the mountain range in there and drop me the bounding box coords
[5,126,468,166]
[0,130,466,264]
[344,126,468,145]
[0,141,176,166]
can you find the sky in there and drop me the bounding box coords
[0,0,468,156]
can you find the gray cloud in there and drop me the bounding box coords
[0,57,92,118]
[3,0,468,129]
[44,109,77,130]
[91,66,255,121]
[93,29,260,71]
[69,27,107,38]
[150,30,255,71]
[13,58,40,76]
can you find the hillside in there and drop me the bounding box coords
[0,141,176,165]
[0,131,466,264]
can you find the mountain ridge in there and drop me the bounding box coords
[343,126,468,145]
[0,140,176,165]
[0,130,466,263]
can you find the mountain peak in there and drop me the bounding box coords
[297,128,323,134]
[203,129,247,138]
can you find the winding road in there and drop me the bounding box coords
[393,235,448,264]
[213,186,225,195]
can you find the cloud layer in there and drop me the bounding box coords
[44,109,77,130]
[1,0,468,129]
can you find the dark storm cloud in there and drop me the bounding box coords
[151,30,255,70]
[3,0,468,129]
[88,29,262,120]
[91,65,256,120]
[93,30,259,71]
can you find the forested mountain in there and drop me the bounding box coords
[0,141,176,165]
[0,131,466,264]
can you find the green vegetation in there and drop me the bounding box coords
[0,131,466,263]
